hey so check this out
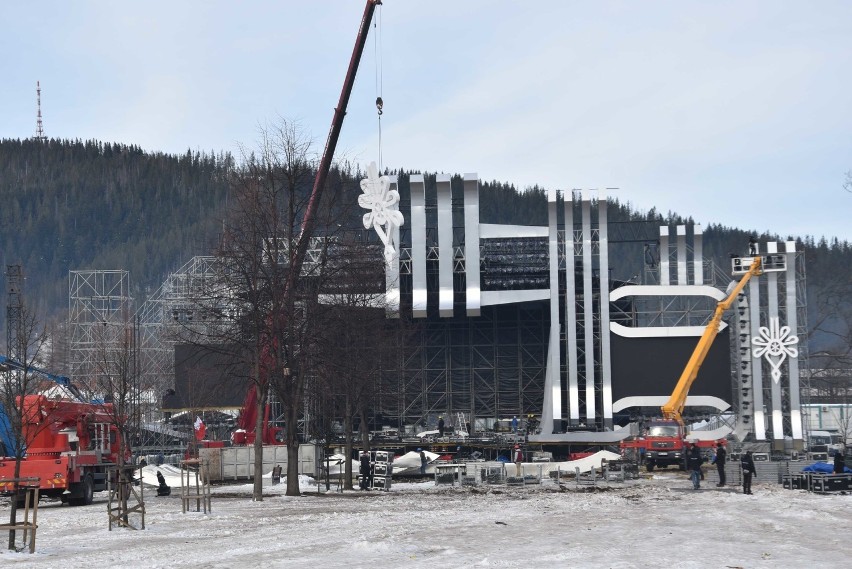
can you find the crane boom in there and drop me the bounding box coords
[0,354,84,401]
[236,1,380,449]
[660,257,763,425]
[293,0,382,281]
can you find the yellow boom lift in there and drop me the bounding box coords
[660,256,764,426]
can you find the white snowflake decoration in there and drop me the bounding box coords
[751,317,799,383]
[358,161,404,263]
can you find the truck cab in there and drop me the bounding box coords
[807,430,844,457]
[620,419,687,472]
[641,420,687,471]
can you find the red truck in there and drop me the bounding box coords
[0,394,127,506]
[621,419,719,471]
[621,257,768,472]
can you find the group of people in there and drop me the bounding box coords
[687,443,851,495]
[686,441,757,494]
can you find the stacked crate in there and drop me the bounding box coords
[371,451,393,491]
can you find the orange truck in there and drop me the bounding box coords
[620,419,720,471]
[0,394,127,506]
[621,257,771,470]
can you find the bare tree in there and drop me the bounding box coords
[0,304,52,549]
[810,280,852,369]
[807,265,852,447]
[86,314,140,526]
[312,240,397,489]
[210,120,359,498]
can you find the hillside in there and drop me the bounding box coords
[0,138,849,355]
[0,138,230,320]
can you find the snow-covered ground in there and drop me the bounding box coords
[1,469,849,568]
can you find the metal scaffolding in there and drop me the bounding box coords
[5,265,23,361]
[135,257,228,438]
[67,270,132,396]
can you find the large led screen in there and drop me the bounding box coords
[610,329,732,403]
[163,344,250,411]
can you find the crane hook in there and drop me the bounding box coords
[376,96,383,115]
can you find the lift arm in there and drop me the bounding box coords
[0,354,85,402]
[660,257,762,425]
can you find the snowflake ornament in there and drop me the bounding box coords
[358,161,404,263]
[751,317,799,383]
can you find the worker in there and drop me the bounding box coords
[156,470,171,496]
[748,235,758,256]
[713,442,727,487]
[686,443,703,490]
[511,416,518,433]
[513,445,523,477]
[438,416,445,437]
[418,448,427,475]
[271,464,282,485]
[741,451,756,495]
[833,450,846,474]
[359,452,372,490]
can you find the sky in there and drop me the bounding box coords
[2,1,850,241]
[2,461,850,567]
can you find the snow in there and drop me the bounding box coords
[1,468,850,567]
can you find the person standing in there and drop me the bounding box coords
[419,448,428,475]
[686,443,703,489]
[437,416,445,437]
[359,452,372,490]
[833,450,846,474]
[741,450,757,495]
[513,445,523,477]
[271,464,282,485]
[714,442,727,487]
[511,416,518,433]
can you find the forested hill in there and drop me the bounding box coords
[0,138,231,319]
[0,138,849,354]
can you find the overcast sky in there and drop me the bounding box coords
[3,1,850,241]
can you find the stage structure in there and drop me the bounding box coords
[367,170,807,448]
[68,270,133,394]
[119,165,808,451]
[135,255,222,404]
[731,243,809,451]
[133,256,269,445]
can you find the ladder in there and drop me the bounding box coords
[456,412,469,436]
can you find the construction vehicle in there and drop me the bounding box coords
[0,354,86,456]
[0,355,129,505]
[621,256,770,471]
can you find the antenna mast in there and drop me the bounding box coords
[36,81,46,141]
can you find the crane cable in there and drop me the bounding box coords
[373,3,383,171]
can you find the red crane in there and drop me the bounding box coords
[294,0,382,279]
[235,0,382,445]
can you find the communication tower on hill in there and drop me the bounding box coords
[35,81,46,140]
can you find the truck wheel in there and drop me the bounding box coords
[646,461,655,472]
[69,474,94,506]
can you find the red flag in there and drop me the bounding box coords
[194,416,206,441]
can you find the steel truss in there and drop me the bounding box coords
[375,302,548,434]
[68,270,132,396]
